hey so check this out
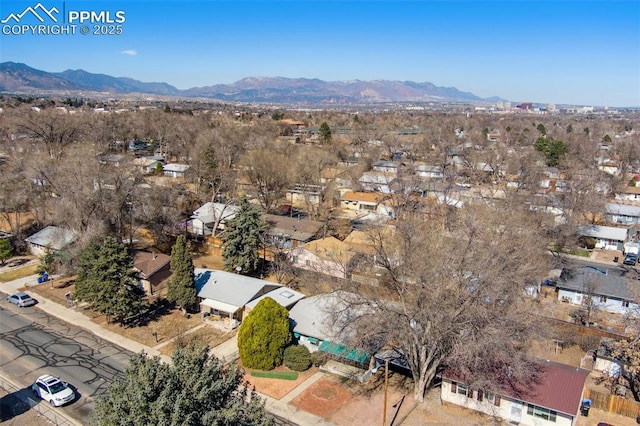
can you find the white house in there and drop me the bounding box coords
[195,269,281,326]
[189,202,239,237]
[163,163,190,178]
[555,264,639,316]
[415,164,444,179]
[614,186,640,202]
[288,292,370,366]
[340,191,392,216]
[606,203,640,225]
[577,224,627,251]
[24,226,76,257]
[440,360,590,426]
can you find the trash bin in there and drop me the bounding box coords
[614,256,619,263]
[581,398,592,417]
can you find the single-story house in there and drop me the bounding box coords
[577,224,627,251]
[291,237,358,279]
[606,203,640,225]
[24,226,76,257]
[415,164,444,179]
[244,286,306,318]
[189,202,240,237]
[359,172,397,194]
[195,268,281,326]
[132,250,171,296]
[614,186,640,202]
[263,214,323,248]
[285,183,324,206]
[441,360,590,426]
[288,292,370,366]
[372,160,403,174]
[163,163,190,178]
[341,191,392,216]
[555,264,639,316]
[132,157,164,175]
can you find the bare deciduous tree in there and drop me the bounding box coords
[333,204,549,402]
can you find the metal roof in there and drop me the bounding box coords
[195,268,280,309]
[24,226,75,251]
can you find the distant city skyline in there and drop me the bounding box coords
[1,0,639,107]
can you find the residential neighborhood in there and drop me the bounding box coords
[1,86,640,426]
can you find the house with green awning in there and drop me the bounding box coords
[288,291,370,367]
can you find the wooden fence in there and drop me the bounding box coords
[584,388,640,419]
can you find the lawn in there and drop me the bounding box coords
[0,264,39,282]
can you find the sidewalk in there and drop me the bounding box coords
[0,275,331,426]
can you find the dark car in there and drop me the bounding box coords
[623,253,637,266]
[6,292,36,307]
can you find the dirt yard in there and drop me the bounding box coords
[290,377,354,419]
[158,326,230,356]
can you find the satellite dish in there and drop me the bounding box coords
[235,266,242,273]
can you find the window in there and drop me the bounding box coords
[599,295,607,303]
[485,392,500,406]
[305,260,311,267]
[527,404,557,422]
[622,300,630,308]
[456,383,470,396]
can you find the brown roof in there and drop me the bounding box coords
[341,191,384,204]
[133,251,171,279]
[263,214,323,242]
[444,360,589,416]
[299,236,357,264]
[520,361,589,415]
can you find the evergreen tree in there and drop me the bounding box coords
[93,342,273,426]
[73,237,148,325]
[238,297,291,370]
[167,235,196,313]
[0,238,13,265]
[221,198,265,275]
[319,121,332,144]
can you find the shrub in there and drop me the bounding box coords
[310,351,326,367]
[283,345,311,371]
[238,298,291,370]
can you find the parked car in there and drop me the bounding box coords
[31,375,75,407]
[6,292,36,307]
[623,253,637,266]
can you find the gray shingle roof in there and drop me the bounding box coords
[557,264,637,301]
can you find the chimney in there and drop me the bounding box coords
[152,252,157,260]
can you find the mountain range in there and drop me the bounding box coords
[0,62,503,104]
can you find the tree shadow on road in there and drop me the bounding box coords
[0,387,32,421]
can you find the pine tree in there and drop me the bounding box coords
[221,198,265,275]
[238,297,291,370]
[319,121,332,144]
[167,235,196,313]
[0,238,13,265]
[93,342,273,426]
[73,237,148,325]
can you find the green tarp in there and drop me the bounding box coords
[318,340,369,363]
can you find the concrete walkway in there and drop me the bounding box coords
[0,275,331,426]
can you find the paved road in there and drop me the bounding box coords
[0,303,132,424]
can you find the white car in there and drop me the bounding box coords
[31,375,75,407]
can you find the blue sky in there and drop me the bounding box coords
[1,0,639,106]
